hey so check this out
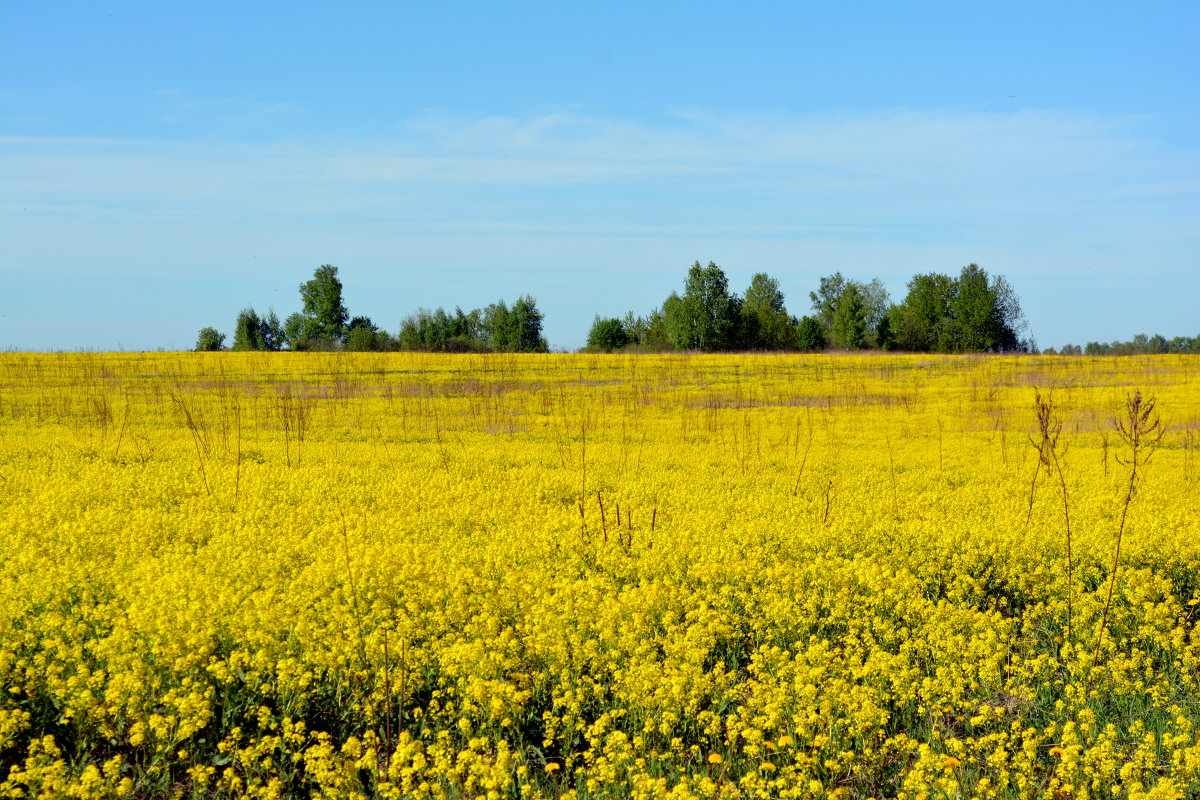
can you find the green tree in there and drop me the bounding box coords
[990,275,1031,352]
[809,272,848,336]
[666,261,741,351]
[661,292,688,350]
[741,273,794,350]
[282,312,311,350]
[889,266,1030,353]
[399,306,487,352]
[953,263,1000,352]
[261,309,284,351]
[587,317,630,352]
[623,308,670,350]
[232,307,266,351]
[483,300,513,350]
[832,284,867,349]
[796,315,826,352]
[875,309,897,351]
[195,327,226,351]
[345,315,382,351]
[483,296,547,353]
[859,278,892,342]
[893,272,957,352]
[510,295,548,352]
[292,264,349,346]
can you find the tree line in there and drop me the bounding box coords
[586,260,1033,354]
[204,261,1200,358]
[196,265,547,353]
[1046,334,1200,356]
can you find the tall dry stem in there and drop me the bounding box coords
[1095,390,1163,654]
[1028,390,1073,643]
[172,391,211,497]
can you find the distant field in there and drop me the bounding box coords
[2,352,1199,799]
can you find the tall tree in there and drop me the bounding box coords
[991,275,1030,352]
[892,272,957,352]
[345,315,387,351]
[796,315,826,352]
[858,278,892,340]
[661,292,688,350]
[623,307,670,350]
[195,327,226,351]
[741,273,794,350]
[509,295,548,352]
[875,309,897,351]
[297,264,349,345]
[587,317,630,352]
[483,300,513,350]
[482,296,547,352]
[890,265,1030,353]
[232,307,266,351]
[809,272,848,336]
[953,263,1000,352]
[831,283,867,350]
[260,309,284,351]
[667,261,741,350]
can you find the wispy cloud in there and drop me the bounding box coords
[3,108,1195,242]
[149,89,300,134]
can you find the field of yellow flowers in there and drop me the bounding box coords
[2,352,1200,800]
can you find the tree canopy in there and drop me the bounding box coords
[201,259,1042,356]
[284,265,349,349]
[664,261,742,351]
[589,260,1031,355]
[888,264,1031,353]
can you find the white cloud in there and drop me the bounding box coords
[2,108,1195,252]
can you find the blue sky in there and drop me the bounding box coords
[2,1,1197,351]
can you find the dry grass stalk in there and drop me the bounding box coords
[1027,390,1073,644]
[1095,390,1164,653]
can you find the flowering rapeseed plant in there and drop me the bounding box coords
[0,351,1198,798]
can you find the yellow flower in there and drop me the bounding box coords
[708,752,723,765]
[544,762,560,773]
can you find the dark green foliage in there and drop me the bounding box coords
[345,316,396,352]
[875,310,896,352]
[887,265,1030,353]
[399,307,486,351]
[282,312,310,350]
[509,295,549,353]
[953,263,1001,351]
[194,327,226,351]
[1081,333,1199,355]
[661,292,687,350]
[620,308,671,351]
[587,317,630,352]
[796,315,826,352]
[810,273,890,347]
[261,309,284,351]
[892,272,957,352]
[858,278,892,337]
[485,295,548,353]
[831,283,867,350]
[991,275,1026,352]
[809,272,848,335]
[287,264,349,348]
[664,261,742,351]
[232,307,266,351]
[741,273,795,350]
[399,297,545,353]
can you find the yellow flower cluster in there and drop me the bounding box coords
[1,351,1198,798]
